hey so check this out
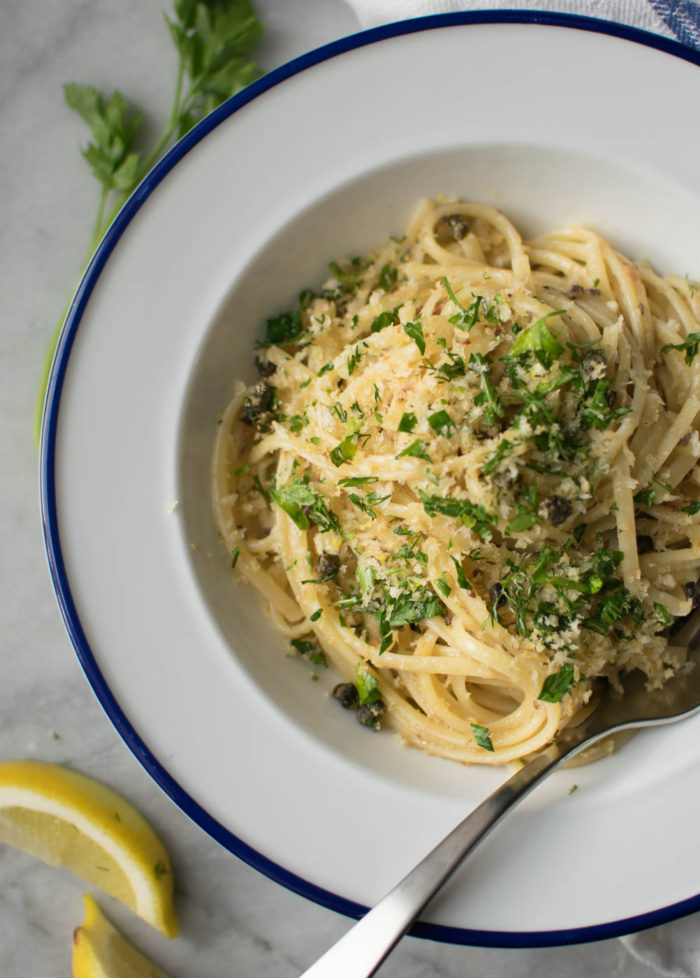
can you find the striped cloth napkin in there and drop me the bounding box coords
[336,2,700,975]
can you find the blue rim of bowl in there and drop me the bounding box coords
[40,10,700,947]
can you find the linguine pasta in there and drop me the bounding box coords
[212,200,700,766]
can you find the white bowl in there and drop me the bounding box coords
[42,12,700,945]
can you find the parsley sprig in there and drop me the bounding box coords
[35,0,264,445]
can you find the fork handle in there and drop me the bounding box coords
[299,737,577,978]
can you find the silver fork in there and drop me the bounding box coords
[300,611,700,978]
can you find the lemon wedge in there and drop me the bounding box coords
[73,894,174,978]
[0,761,177,937]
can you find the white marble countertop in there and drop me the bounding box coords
[0,0,678,974]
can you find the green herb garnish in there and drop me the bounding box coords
[379,264,398,290]
[661,332,700,365]
[355,664,381,704]
[370,306,402,333]
[418,490,496,541]
[538,664,575,703]
[35,0,265,445]
[396,439,431,462]
[403,319,426,355]
[330,436,358,467]
[470,723,494,751]
[509,310,564,368]
[427,409,455,437]
[270,479,340,533]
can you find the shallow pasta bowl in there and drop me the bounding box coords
[41,12,700,946]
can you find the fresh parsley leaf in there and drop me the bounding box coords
[431,349,466,381]
[317,360,334,377]
[379,264,398,290]
[451,556,471,590]
[329,260,363,285]
[634,486,657,507]
[63,84,142,193]
[288,413,309,433]
[683,500,700,515]
[231,546,240,568]
[505,486,539,535]
[467,353,504,425]
[370,306,402,333]
[427,409,455,437]
[348,492,389,520]
[338,476,379,487]
[290,637,327,667]
[396,439,431,462]
[36,2,264,449]
[481,439,513,476]
[348,345,363,375]
[355,664,381,704]
[435,573,452,598]
[419,490,496,541]
[387,587,443,627]
[166,0,264,139]
[252,474,270,504]
[580,379,630,430]
[403,319,426,355]
[398,412,417,433]
[330,436,358,467]
[264,309,304,346]
[661,332,700,365]
[653,602,672,626]
[270,480,340,533]
[538,664,575,702]
[510,311,564,368]
[470,723,494,751]
[443,278,486,331]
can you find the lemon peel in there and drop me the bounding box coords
[73,893,174,978]
[0,761,177,937]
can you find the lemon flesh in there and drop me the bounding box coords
[0,761,177,937]
[73,893,173,978]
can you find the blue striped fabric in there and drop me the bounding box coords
[650,0,700,47]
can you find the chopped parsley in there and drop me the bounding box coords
[396,439,431,462]
[509,310,564,367]
[338,476,379,487]
[467,353,504,427]
[270,479,340,533]
[379,264,398,290]
[481,439,513,476]
[330,435,358,467]
[435,573,452,598]
[470,723,494,751]
[355,664,381,704]
[263,309,304,347]
[398,412,417,433]
[443,278,493,330]
[290,637,328,667]
[505,486,539,535]
[451,556,472,590]
[370,305,402,333]
[427,409,455,437]
[403,319,426,355]
[418,490,496,541]
[538,664,575,703]
[661,332,700,365]
[329,259,363,285]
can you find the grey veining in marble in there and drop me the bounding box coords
[0,0,679,973]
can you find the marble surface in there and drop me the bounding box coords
[0,0,681,974]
